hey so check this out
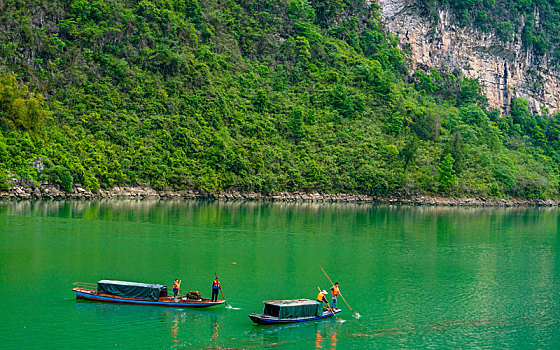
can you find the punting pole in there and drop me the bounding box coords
[320,266,360,318]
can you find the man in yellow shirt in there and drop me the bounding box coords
[317,290,328,303]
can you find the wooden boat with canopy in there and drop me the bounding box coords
[249,299,341,325]
[72,280,225,308]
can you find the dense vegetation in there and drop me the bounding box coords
[0,0,559,199]
[417,0,560,64]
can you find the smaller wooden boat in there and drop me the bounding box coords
[249,299,341,325]
[73,280,225,308]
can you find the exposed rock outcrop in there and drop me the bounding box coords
[379,0,560,114]
[0,183,557,206]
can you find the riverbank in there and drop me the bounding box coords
[1,183,558,206]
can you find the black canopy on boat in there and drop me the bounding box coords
[263,299,322,319]
[97,280,168,300]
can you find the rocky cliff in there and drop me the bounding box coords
[2,183,558,205]
[379,0,560,114]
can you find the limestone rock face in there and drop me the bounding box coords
[379,0,560,114]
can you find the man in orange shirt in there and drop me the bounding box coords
[211,277,221,302]
[173,279,181,300]
[330,282,340,309]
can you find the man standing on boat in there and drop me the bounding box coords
[211,277,221,302]
[173,279,181,300]
[330,282,340,309]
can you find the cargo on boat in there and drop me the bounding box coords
[72,280,225,308]
[249,299,341,325]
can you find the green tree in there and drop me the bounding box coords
[439,153,457,193]
[0,73,49,134]
[289,107,305,140]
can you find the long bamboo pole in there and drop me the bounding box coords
[320,266,357,315]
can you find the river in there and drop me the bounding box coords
[1,200,559,349]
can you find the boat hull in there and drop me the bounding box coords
[248,309,341,325]
[74,289,225,308]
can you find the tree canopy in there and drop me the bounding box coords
[0,0,559,199]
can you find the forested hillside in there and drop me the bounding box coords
[1,0,559,199]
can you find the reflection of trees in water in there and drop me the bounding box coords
[3,200,558,247]
[2,199,558,224]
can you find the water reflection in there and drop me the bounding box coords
[2,199,559,220]
[73,300,225,347]
[315,328,323,348]
[247,318,339,349]
[170,315,179,343]
[211,315,220,345]
[314,321,338,349]
[330,321,338,348]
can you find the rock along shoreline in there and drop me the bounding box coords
[0,183,559,207]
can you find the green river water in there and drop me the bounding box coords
[1,200,560,349]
